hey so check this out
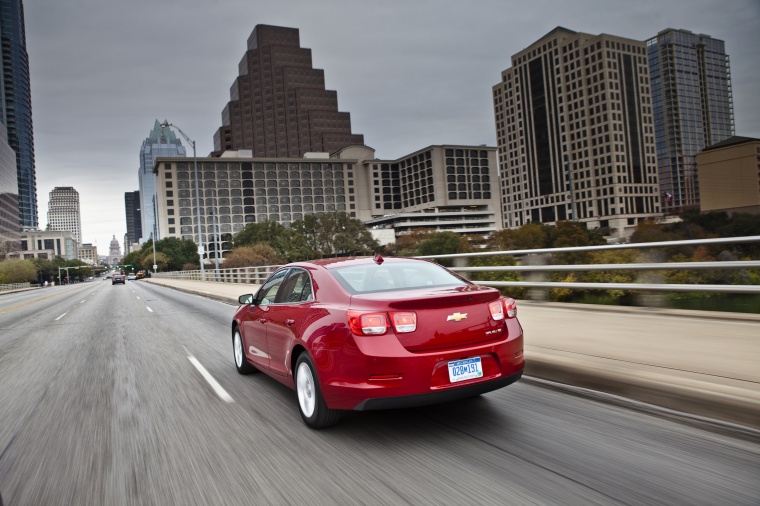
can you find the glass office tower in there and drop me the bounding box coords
[647,28,734,213]
[138,120,185,243]
[0,0,36,228]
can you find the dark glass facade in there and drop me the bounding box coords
[214,25,364,158]
[0,0,35,228]
[647,29,734,212]
[124,190,142,246]
[0,122,19,247]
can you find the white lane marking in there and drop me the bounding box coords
[188,355,234,403]
[55,312,67,321]
[136,296,141,300]
[80,300,86,304]
[146,306,153,312]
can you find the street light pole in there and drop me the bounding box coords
[160,121,205,281]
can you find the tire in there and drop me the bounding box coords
[295,352,342,429]
[233,327,256,375]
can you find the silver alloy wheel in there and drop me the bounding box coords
[296,362,316,418]
[234,331,244,367]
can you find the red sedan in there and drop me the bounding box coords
[232,255,524,428]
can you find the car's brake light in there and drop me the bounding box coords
[390,312,416,333]
[488,300,504,320]
[347,311,388,335]
[489,298,517,321]
[504,297,517,318]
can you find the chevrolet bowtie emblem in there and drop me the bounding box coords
[447,312,468,322]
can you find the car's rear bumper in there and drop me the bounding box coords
[317,319,524,411]
[352,370,522,411]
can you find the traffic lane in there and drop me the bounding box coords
[0,280,244,504]
[0,283,99,321]
[2,284,758,504]
[0,282,139,503]
[126,283,760,505]
[517,304,760,382]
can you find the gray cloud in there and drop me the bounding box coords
[24,0,760,253]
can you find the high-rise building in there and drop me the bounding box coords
[138,120,185,243]
[493,27,661,238]
[213,24,364,158]
[124,190,142,248]
[0,122,19,249]
[47,186,82,245]
[647,28,734,213]
[0,0,36,228]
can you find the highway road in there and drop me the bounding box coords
[0,281,758,505]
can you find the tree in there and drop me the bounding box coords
[0,259,38,284]
[233,221,289,256]
[154,237,199,271]
[288,213,379,259]
[487,223,551,251]
[417,232,469,267]
[223,244,283,268]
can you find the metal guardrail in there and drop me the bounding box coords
[153,235,760,295]
[417,235,760,295]
[154,266,276,285]
[0,282,31,292]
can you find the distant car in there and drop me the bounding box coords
[135,272,145,280]
[231,255,524,428]
[127,274,136,281]
[112,273,126,285]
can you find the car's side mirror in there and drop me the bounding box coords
[238,294,255,305]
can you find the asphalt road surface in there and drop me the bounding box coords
[0,282,758,505]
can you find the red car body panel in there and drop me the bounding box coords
[232,257,524,411]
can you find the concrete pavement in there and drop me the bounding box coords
[142,277,760,430]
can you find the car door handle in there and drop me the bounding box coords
[286,319,295,326]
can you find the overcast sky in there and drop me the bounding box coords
[24,0,760,255]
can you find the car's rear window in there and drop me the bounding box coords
[330,261,467,294]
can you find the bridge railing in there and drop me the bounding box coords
[417,235,760,294]
[152,235,760,295]
[0,282,31,292]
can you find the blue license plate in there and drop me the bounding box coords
[447,357,483,383]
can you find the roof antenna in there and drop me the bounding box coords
[373,253,384,265]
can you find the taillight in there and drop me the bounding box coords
[488,300,504,320]
[489,298,517,321]
[390,312,416,333]
[347,311,389,335]
[504,297,517,318]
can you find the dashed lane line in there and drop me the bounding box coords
[188,355,234,403]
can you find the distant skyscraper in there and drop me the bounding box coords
[213,24,364,157]
[0,0,36,228]
[647,28,734,213]
[0,122,19,248]
[493,27,661,237]
[138,120,185,243]
[47,186,82,245]
[124,190,142,248]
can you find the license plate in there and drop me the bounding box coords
[448,357,483,383]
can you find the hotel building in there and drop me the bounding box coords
[493,27,661,238]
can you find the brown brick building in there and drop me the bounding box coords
[213,25,364,158]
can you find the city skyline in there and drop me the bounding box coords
[24,1,760,253]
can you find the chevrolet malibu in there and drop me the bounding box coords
[232,255,524,428]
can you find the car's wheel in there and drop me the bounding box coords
[233,328,256,375]
[295,352,342,429]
